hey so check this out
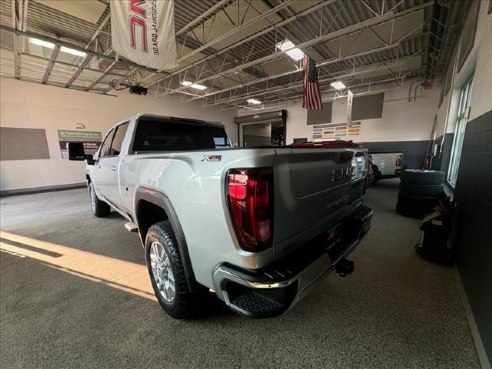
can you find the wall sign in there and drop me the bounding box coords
[58,130,102,159]
[313,122,361,140]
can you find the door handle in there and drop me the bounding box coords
[110,165,117,171]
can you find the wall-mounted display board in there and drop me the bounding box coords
[0,127,50,161]
[58,130,102,159]
[307,102,332,125]
[313,122,361,140]
[352,93,384,120]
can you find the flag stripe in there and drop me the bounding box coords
[302,55,322,110]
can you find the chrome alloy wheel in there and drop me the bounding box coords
[149,241,176,303]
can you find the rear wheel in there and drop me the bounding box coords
[372,165,381,184]
[88,182,110,217]
[145,221,204,319]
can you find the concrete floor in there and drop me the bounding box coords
[0,180,480,369]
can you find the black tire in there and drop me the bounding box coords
[372,164,381,184]
[145,221,204,319]
[399,182,445,197]
[400,169,445,185]
[396,192,443,219]
[88,182,110,217]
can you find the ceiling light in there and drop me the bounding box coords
[60,46,87,58]
[330,81,346,90]
[29,37,55,49]
[247,98,262,105]
[180,80,193,86]
[190,83,207,91]
[276,39,305,61]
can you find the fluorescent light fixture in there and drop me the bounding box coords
[29,37,55,49]
[190,83,207,91]
[276,39,305,61]
[247,98,262,105]
[330,81,346,90]
[60,46,87,58]
[181,80,207,90]
[30,38,86,57]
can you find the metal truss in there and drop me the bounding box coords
[149,1,434,103]
[202,51,426,108]
[144,0,337,89]
[12,0,28,79]
[221,71,423,111]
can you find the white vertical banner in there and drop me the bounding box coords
[110,0,177,70]
[346,89,354,125]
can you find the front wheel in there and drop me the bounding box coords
[88,182,110,217]
[145,221,204,319]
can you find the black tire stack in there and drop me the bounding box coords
[396,170,447,218]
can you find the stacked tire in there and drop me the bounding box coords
[396,170,447,218]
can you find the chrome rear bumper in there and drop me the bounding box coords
[212,205,373,318]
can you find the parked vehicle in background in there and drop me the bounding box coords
[369,151,406,183]
[69,114,373,319]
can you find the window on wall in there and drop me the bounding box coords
[447,77,473,187]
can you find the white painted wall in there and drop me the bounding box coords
[238,80,441,144]
[0,78,235,191]
[435,1,492,135]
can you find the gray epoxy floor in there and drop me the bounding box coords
[0,180,480,369]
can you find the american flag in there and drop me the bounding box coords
[302,55,323,110]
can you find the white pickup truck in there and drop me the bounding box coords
[369,151,406,183]
[69,113,373,319]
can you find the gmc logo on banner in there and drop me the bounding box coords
[129,0,148,53]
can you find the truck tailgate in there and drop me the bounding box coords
[272,147,367,260]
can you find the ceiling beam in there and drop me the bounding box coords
[227,73,421,110]
[41,44,60,84]
[85,58,118,91]
[144,0,337,88]
[65,10,110,88]
[186,44,401,102]
[176,0,233,36]
[202,52,424,107]
[156,1,433,98]
[176,0,295,64]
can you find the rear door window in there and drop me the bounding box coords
[99,128,116,157]
[132,118,229,152]
[109,122,129,156]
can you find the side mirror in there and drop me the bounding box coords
[68,142,85,161]
[86,154,95,166]
[68,142,96,165]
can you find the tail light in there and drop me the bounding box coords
[227,167,273,252]
[396,155,403,166]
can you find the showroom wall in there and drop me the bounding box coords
[434,1,492,366]
[0,78,235,193]
[237,80,441,168]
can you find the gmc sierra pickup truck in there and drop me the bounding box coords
[369,151,406,183]
[69,113,373,319]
